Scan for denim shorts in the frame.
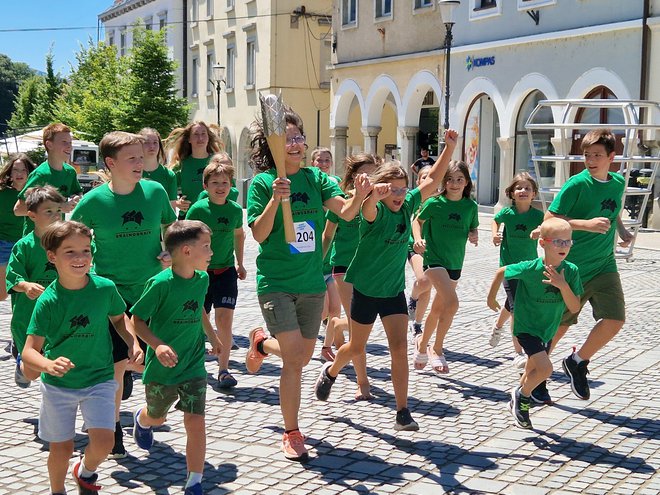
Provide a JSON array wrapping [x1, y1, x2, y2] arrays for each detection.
[[0, 240, 14, 266], [39, 379, 117, 442]]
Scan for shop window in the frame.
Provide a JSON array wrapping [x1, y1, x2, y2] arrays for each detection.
[[515, 90, 554, 188]]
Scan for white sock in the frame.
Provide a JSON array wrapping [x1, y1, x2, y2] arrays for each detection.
[[79, 458, 94, 479], [185, 472, 203, 488], [573, 352, 585, 364]]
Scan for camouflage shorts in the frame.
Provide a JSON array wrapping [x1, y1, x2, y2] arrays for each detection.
[[144, 377, 207, 418]]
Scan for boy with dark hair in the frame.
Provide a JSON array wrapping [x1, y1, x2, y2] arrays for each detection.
[[131, 220, 222, 495], [545, 128, 627, 400], [22, 220, 139, 495]]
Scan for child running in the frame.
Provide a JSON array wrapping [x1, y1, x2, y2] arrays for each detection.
[[412, 160, 478, 373], [186, 156, 246, 388], [244, 107, 371, 461], [6, 186, 65, 388], [489, 172, 545, 373], [315, 129, 458, 431], [321, 152, 380, 399], [487, 217, 582, 429], [22, 220, 139, 495], [131, 220, 222, 495], [0, 153, 35, 301]]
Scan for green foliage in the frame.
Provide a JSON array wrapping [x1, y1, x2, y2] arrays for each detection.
[[31, 49, 64, 125], [8, 75, 45, 130], [25, 146, 47, 165], [0, 53, 35, 132]]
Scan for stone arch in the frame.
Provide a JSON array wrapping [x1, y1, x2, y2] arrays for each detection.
[[505, 73, 561, 138], [364, 74, 402, 127], [454, 77, 506, 137], [566, 68, 632, 101], [401, 70, 443, 127], [331, 79, 365, 128]]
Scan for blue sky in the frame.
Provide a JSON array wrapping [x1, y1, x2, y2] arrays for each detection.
[[0, 0, 112, 75]]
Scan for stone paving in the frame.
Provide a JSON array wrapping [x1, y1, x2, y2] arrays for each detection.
[[0, 214, 658, 494]]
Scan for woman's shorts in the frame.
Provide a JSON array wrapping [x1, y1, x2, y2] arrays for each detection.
[[350, 288, 407, 325]]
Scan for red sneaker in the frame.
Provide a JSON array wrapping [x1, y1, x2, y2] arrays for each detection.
[[281, 430, 309, 461], [72, 459, 102, 494], [246, 327, 268, 374]]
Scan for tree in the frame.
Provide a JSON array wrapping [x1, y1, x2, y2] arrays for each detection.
[[31, 49, 63, 125], [0, 53, 34, 133], [8, 75, 45, 130], [115, 26, 189, 136]]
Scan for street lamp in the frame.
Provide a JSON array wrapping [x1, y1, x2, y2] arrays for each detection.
[[210, 64, 226, 125], [438, 0, 460, 132]]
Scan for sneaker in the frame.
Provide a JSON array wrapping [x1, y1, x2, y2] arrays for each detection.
[[320, 346, 335, 362], [530, 380, 553, 405], [512, 352, 528, 370], [122, 371, 133, 400], [245, 327, 268, 374], [108, 423, 127, 459], [394, 407, 419, 431], [562, 353, 590, 400], [509, 387, 532, 429], [217, 370, 238, 389], [132, 407, 154, 450], [314, 362, 336, 401], [72, 459, 101, 495], [281, 430, 308, 461], [14, 356, 31, 389], [407, 297, 417, 320], [184, 483, 204, 495], [489, 325, 504, 348]]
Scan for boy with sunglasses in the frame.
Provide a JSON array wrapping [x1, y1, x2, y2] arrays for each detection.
[[487, 217, 582, 429]]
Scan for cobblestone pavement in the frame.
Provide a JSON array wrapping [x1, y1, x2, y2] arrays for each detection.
[[0, 214, 658, 494]]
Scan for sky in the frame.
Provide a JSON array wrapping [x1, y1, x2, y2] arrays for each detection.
[[0, 0, 112, 75]]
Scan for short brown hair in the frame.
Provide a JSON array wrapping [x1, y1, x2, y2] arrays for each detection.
[[41, 220, 92, 253], [203, 153, 235, 184], [164, 220, 211, 253], [505, 171, 538, 200], [42, 123, 71, 145], [581, 128, 616, 155], [25, 185, 66, 212], [100, 131, 144, 163]]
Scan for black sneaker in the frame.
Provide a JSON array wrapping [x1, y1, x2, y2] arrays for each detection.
[[108, 422, 126, 459], [314, 362, 336, 401], [407, 297, 417, 320], [562, 354, 590, 400], [509, 387, 532, 429], [394, 407, 419, 431], [122, 371, 133, 400], [73, 459, 101, 495], [530, 381, 553, 405]]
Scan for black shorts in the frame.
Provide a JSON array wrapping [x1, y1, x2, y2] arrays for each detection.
[[424, 264, 462, 281], [350, 288, 407, 325], [516, 333, 551, 357], [503, 278, 518, 313], [110, 299, 134, 363], [204, 267, 238, 312], [332, 265, 348, 276]]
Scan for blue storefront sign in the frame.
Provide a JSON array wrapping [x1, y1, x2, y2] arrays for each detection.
[[466, 55, 496, 71]]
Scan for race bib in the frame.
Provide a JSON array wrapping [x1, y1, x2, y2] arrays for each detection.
[[289, 221, 316, 254]]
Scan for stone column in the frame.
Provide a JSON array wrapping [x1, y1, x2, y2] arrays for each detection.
[[330, 126, 348, 176], [398, 126, 419, 186], [495, 136, 514, 210], [361, 126, 381, 154]]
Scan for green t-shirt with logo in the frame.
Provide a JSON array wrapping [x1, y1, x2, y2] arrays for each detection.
[[176, 156, 210, 203], [26, 274, 125, 389], [418, 195, 479, 270], [130, 268, 209, 385], [345, 188, 422, 298], [142, 164, 178, 200], [548, 169, 625, 283], [494, 206, 544, 266], [72, 180, 176, 303], [505, 257, 583, 343], [18, 161, 83, 234], [6, 232, 59, 353], [0, 188, 22, 242], [326, 208, 360, 268], [186, 198, 243, 269], [247, 167, 342, 295]]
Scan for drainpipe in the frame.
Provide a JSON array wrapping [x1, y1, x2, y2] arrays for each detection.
[[182, 0, 188, 98], [640, 0, 650, 102]]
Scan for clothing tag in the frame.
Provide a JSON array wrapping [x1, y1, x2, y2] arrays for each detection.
[[289, 221, 316, 254]]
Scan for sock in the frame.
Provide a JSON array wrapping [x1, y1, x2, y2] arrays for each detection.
[[185, 472, 203, 488], [573, 352, 585, 364], [79, 458, 95, 479], [115, 421, 122, 434], [409, 297, 417, 304], [325, 367, 336, 381], [256, 339, 267, 355]]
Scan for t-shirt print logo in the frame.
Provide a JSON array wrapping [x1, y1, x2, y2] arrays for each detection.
[[515, 224, 527, 232], [197, 167, 206, 175], [59, 184, 69, 194], [395, 223, 406, 234], [290, 192, 310, 205], [183, 300, 199, 312], [217, 217, 229, 225], [44, 261, 57, 272], [69, 314, 90, 329], [600, 199, 617, 212], [544, 285, 561, 295], [122, 210, 145, 225], [448, 213, 461, 221]]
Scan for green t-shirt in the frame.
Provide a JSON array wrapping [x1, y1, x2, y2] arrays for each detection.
[[6, 232, 59, 353], [26, 274, 125, 389], [176, 156, 210, 203], [326, 208, 360, 268], [247, 167, 342, 295], [186, 198, 243, 269], [142, 164, 178, 201], [72, 180, 176, 303], [0, 188, 22, 242], [548, 169, 625, 283], [345, 188, 422, 298], [494, 206, 544, 266], [18, 161, 83, 234], [505, 257, 583, 343], [418, 195, 479, 270], [130, 268, 209, 385]]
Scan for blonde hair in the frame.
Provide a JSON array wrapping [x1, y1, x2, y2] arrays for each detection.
[[203, 152, 235, 184]]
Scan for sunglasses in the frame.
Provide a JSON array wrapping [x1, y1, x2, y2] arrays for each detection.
[[542, 238, 574, 248]]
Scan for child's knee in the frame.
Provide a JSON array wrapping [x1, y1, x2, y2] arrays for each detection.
[[183, 413, 205, 433], [89, 429, 115, 455], [417, 276, 431, 293]]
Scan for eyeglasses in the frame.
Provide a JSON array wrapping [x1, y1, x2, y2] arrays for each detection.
[[286, 135, 306, 145], [390, 186, 409, 196], [542, 238, 574, 248]]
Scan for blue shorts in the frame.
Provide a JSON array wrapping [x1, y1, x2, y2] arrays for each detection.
[[0, 240, 15, 266], [204, 267, 238, 312]]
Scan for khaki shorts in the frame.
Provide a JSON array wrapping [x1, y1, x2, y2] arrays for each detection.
[[145, 377, 207, 418], [257, 292, 325, 340], [560, 271, 625, 326]]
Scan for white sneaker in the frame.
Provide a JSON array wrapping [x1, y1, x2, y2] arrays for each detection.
[[512, 352, 528, 369], [489, 325, 504, 347]]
